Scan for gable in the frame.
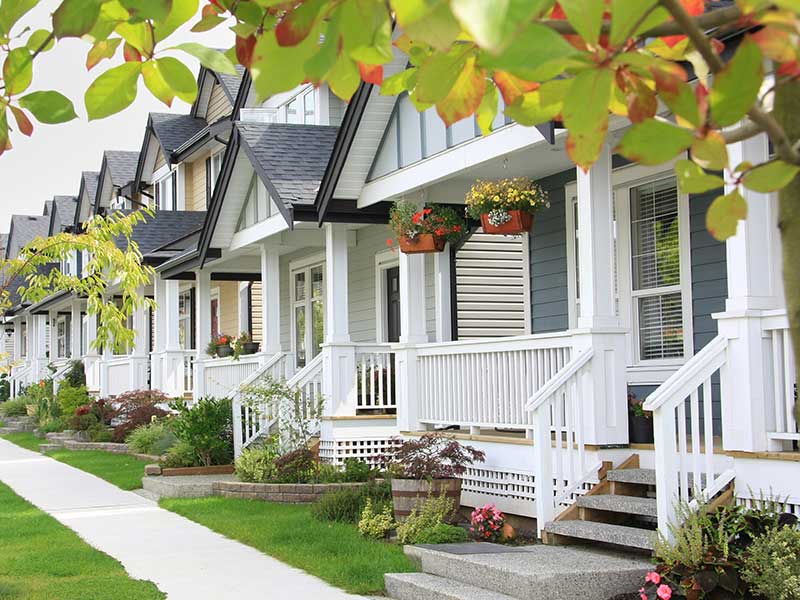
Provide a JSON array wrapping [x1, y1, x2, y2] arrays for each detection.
[[206, 80, 233, 123], [210, 150, 255, 248]]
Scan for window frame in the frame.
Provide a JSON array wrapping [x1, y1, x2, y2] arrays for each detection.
[[289, 253, 326, 370], [55, 315, 70, 359], [154, 168, 177, 211], [374, 248, 400, 343]]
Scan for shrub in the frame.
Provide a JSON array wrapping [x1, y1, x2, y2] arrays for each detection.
[[56, 382, 90, 417], [396, 492, 454, 545], [39, 418, 66, 433], [312, 480, 392, 524], [470, 504, 506, 543], [342, 458, 373, 483], [358, 499, 395, 540], [0, 398, 28, 417], [127, 421, 176, 456], [272, 448, 317, 483], [112, 404, 168, 443], [161, 440, 201, 468], [109, 389, 170, 442], [0, 374, 10, 402], [168, 397, 233, 466], [235, 439, 280, 483], [742, 526, 800, 600], [87, 424, 113, 443], [63, 360, 86, 388], [413, 523, 468, 545], [383, 433, 485, 479]]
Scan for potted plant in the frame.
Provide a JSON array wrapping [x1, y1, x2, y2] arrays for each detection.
[[384, 432, 485, 522], [465, 177, 549, 235], [388, 200, 464, 254], [213, 334, 234, 358], [628, 392, 653, 444], [234, 332, 260, 358]]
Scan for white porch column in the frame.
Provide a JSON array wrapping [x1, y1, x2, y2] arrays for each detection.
[[70, 302, 81, 359], [48, 310, 57, 364], [434, 245, 453, 343], [322, 223, 356, 416], [84, 313, 100, 392], [573, 143, 628, 446], [130, 290, 149, 391], [260, 243, 281, 356], [159, 279, 183, 397], [715, 133, 783, 452], [395, 245, 428, 432], [99, 302, 113, 397], [150, 277, 166, 394], [31, 314, 48, 382], [194, 270, 212, 399]]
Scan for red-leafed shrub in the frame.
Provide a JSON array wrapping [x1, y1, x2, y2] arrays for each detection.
[[106, 389, 171, 443], [112, 404, 168, 442]]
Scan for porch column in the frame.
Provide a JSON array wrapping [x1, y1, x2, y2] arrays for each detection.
[[322, 223, 355, 416], [434, 245, 453, 343], [194, 270, 212, 399], [260, 243, 281, 356], [159, 279, 183, 397], [99, 300, 113, 397], [715, 133, 782, 452], [32, 314, 48, 382], [84, 313, 100, 392], [573, 143, 628, 446], [150, 277, 166, 394], [48, 310, 57, 363], [70, 302, 81, 359], [395, 243, 428, 432], [130, 290, 149, 391]]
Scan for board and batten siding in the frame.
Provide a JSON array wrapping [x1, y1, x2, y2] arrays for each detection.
[[455, 232, 529, 339], [185, 157, 208, 211], [206, 82, 233, 123], [250, 281, 263, 344]]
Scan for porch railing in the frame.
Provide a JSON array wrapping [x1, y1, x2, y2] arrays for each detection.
[[232, 352, 288, 456], [355, 344, 396, 412], [50, 360, 73, 395], [10, 363, 31, 397], [182, 353, 195, 395], [644, 335, 736, 538], [105, 356, 132, 396], [763, 315, 798, 443], [203, 354, 264, 399], [416, 333, 573, 430], [528, 348, 596, 533], [287, 352, 324, 416]]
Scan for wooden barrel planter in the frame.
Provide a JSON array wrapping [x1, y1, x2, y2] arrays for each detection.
[[391, 478, 462, 522], [480, 210, 534, 235], [399, 233, 446, 254]]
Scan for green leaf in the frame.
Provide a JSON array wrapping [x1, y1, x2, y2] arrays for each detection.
[[119, 0, 172, 22], [380, 68, 417, 96], [3, 47, 32, 96], [675, 159, 724, 194], [115, 21, 154, 57], [88, 1, 130, 41], [706, 189, 746, 241], [558, 0, 605, 45], [657, 77, 702, 129], [476, 80, 499, 135], [0, 0, 37, 36], [563, 68, 614, 169], [742, 160, 800, 193], [327, 54, 361, 101], [154, 0, 197, 42], [142, 60, 175, 107], [155, 57, 197, 103], [0, 108, 10, 155], [504, 79, 569, 125], [690, 131, 728, 171], [53, 0, 102, 38], [616, 119, 695, 166], [275, 0, 325, 46], [450, 0, 554, 53], [415, 45, 471, 105], [26, 30, 55, 53], [250, 25, 321, 101], [391, 0, 461, 52], [85, 62, 142, 120], [435, 54, 486, 126], [709, 36, 763, 127], [479, 23, 581, 82], [86, 38, 123, 70], [610, 0, 657, 46], [339, 0, 393, 65], [171, 42, 237, 75], [19, 90, 77, 124]]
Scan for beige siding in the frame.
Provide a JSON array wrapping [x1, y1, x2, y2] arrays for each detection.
[[183, 162, 195, 210], [217, 281, 240, 336], [186, 157, 208, 211], [154, 148, 167, 172], [250, 282, 263, 344], [207, 82, 232, 123]]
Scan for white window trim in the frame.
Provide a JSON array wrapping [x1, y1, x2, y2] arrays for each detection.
[[375, 249, 399, 343], [565, 158, 694, 378], [55, 315, 69, 359], [210, 287, 221, 338], [153, 166, 176, 211], [289, 253, 326, 368]]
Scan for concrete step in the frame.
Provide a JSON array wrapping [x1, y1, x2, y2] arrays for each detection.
[[385, 572, 515, 600], [576, 494, 657, 518], [401, 543, 650, 600], [45, 431, 75, 441], [132, 488, 160, 502], [607, 468, 656, 486], [39, 443, 64, 453], [544, 520, 655, 551]]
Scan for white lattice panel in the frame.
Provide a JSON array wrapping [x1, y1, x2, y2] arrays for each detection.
[[460, 465, 537, 518], [319, 437, 399, 466]]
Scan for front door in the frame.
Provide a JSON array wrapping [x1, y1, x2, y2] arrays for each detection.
[[386, 267, 401, 343], [292, 263, 325, 369]]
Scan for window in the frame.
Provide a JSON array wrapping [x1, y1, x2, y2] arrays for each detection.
[[20, 322, 27, 357], [291, 261, 325, 369], [56, 315, 70, 358], [178, 289, 194, 350], [206, 152, 224, 207], [235, 173, 274, 231], [154, 171, 176, 211]]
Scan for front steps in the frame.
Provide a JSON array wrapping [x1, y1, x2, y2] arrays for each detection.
[[385, 543, 650, 600], [0, 416, 36, 434]]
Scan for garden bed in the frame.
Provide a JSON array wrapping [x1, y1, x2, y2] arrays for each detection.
[[213, 480, 371, 503], [161, 464, 235, 477]]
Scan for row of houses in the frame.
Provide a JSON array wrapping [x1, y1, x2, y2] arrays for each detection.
[[3, 54, 797, 542]]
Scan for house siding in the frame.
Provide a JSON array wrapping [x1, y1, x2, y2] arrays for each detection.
[[154, 148, 167, 172], [216, 281, 240, 337], [206, 82, 232, 123], [186, 156, 208, 211]]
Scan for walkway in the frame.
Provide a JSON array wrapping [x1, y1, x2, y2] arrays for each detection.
[[0, 439, 362, 600]]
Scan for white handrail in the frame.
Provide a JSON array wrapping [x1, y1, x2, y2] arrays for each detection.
[[232, 352, 287, 456], [287, 352, 323, 388], [526, 348, 593, 411]]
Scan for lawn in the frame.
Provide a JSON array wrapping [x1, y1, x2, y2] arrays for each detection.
[[162, 497, 416, 594], [0, 481, 164, 599], [1, 433, 148, 490]]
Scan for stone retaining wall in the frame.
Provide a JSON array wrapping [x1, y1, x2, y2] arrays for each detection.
[[62, 440, 130, 453], [213, 481, 369, 503]]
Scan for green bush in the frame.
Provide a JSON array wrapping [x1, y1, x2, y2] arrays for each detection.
[[235, 439, 280, 483], [312, 480, 392, 524], [39, 418, 66, 433], [127, 421, 177, 456], [342, 459, 373, 483], [0, 374, 10, 402], [0, 398, 28, 417], [742, 526, 800, 600], [169, 397, 233, 466], [272, 448, 318, 483], [56, 382, 90, 417], [358, 499, 395, 540], [396, 493, 454, 545], [63, 360, 86, 388], [87, 424, 113, 442], [413, 523, 468, 545], [161, 440, 201, 468]]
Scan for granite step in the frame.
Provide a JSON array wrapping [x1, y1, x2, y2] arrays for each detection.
[[396, 543, 650, 600], [576, 494, 657, 518], [544, 520, 655, 551], [607, 468, 656, 486], [39, 443, 64, 453], [385, 572, 515, 600]]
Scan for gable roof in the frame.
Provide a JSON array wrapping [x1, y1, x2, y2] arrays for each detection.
[[218, 65, 246, 104], [191, 64, 246, 119], [49, 195, 78, 235], [150, 112, 208, 156], [109, 210, 208, 261], [74, 171, 100, 228], [94, 150, 139, 213], [5, 215, 49, 260]]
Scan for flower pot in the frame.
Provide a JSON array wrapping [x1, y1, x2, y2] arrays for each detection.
[[399, 233, 446, 254], [391, 478, 462, 522], [480, 209, 534, 235], [216, 344, 234, 358], [629, 413, 654, 444], [242, 342, 260, 355]]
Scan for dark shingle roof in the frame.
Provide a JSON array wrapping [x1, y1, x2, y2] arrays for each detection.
[[0, 234, 7, 256], [43, 200, 53, 216], [104, 150, 140, 187], [217, 65, 245, 103], [6, 215, 50, 260], [50, 196, 78, 234], [150, 113, 208, 155], [236, 122, 339, 206], [113, 210, 208, 256], [82, 171, 100, 201]]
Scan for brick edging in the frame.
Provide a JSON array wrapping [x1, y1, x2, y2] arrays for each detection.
[[212, 481, 369, 503]]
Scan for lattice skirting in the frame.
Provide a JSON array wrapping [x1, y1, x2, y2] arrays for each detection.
[[319, 437, 400, 466], [736, 493, 800, 520], [460, 465, 537, 518]]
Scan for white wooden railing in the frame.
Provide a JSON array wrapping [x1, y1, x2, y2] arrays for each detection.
[[105, 356, 132, 396], [286, 352, 324, 416], [203, 354, 264, 399], [355, 344, 396, 412], [50, 360, 73, 395], [417, 333, 573, 430], [10, 363, 31, 397], [644, 336, 736, 538], [232, 352, 288, 456], [182, 353, 195, 395], [528, 348, 596, 533], [763, 316, 798, 444]]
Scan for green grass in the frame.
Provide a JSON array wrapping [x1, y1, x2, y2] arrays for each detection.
[[0, 481, 164, 599], [1, 433, 148, 490], [162, 497, 416, 594]]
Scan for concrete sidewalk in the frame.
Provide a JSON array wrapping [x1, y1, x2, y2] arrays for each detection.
[[0, 439, 362, 600]]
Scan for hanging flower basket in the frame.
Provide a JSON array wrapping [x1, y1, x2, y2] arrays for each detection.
[[466, 177, 549, 236], [388, 200, 464, 255]]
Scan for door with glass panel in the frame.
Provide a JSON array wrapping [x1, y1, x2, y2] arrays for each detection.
[[291, 264, 325, 369]]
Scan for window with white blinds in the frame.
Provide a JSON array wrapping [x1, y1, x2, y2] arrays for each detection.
[[629, 177, 684, 360]]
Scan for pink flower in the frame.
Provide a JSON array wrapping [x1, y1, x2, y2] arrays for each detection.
[[640, 594, 647, 600], [656, 584, 672, 600], [645, 572, 661, 585]]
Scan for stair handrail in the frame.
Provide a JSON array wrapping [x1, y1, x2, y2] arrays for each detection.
[[231, 352, 286, 456], [286, 352, 324, 389], [526, 348, 594, 411]]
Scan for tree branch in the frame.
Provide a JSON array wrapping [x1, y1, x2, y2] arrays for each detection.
[[722, 120, 765, 144], [659, 0, 800, 165]]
